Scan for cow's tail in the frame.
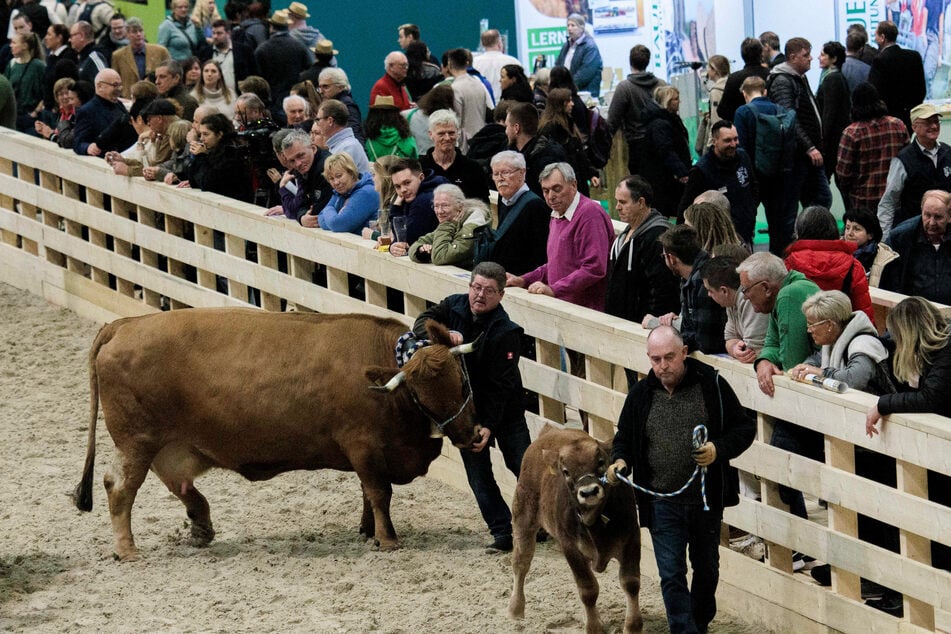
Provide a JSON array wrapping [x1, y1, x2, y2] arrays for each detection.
[[74, 321, 116, 512]]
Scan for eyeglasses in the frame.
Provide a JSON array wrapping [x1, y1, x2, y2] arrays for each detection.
[[491, 168, 522, 180], [806, 319, 831, 330], [469, 283, 500, 297], [738, 279, 767, 296], [97, 81, 123, 88], [388, 62, 409, 69], [314, 115, 331, 122]]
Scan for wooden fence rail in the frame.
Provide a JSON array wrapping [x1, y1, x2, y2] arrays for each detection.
[[1, 130, 948, 633]]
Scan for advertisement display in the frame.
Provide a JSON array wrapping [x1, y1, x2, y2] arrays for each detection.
[[515, 0, 716, 90]]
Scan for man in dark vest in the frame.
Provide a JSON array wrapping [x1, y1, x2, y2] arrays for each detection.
[[878, 103, 951, 237]]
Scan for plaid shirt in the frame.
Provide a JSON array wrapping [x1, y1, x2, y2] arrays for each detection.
[[835, 116, 909, 209]]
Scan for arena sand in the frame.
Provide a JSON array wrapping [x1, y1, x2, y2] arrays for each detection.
[[0, 282, 765, 633]]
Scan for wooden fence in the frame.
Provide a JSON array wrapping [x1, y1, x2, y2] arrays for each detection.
[[1, 130, 948, 633]]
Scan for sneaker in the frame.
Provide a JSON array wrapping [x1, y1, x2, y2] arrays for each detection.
[[729, 534, 765, 561], [485, 534, 513, 553], [792, 552, 816, 572]]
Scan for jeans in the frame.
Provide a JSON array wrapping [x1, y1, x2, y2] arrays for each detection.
[[459, 418, 531, 538], [650, 500, 723, 634]]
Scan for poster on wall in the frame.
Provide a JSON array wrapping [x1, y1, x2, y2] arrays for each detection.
[[514, 0, 716, 97], [837, 0, 951, 99]]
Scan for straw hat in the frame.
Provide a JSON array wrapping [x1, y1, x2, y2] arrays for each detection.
[[268, 9, 289, 26], [314, 39, 338, 56], [369, 95, 398, 110], [286, 2, 310, 19]]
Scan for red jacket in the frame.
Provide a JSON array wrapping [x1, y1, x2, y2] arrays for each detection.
[[784, 239, 875, 321]]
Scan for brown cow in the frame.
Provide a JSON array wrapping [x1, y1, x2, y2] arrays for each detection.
[[508, 425, 643, 634], [74, 308, 480, 561]]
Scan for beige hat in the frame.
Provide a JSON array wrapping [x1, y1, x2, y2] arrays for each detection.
[[268, 9, 289, 26], [370, 95, 398, 110], [286, 2, 310, 19], [910, 102, 942, 122], [314, 39, 338, 56]]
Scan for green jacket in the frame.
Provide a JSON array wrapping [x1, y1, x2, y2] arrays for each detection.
[[365, 126, 418, 161], [409, 206, 488, 268], [756, 270, 820, 370]]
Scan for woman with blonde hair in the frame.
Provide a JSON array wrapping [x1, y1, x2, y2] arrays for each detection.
[[316, 152, 379, 234], [642, 85, 691, 218], [409, 184, 488, 268], [684, 201, 743, 252], [865, 296, 951, 573], [191, 59, 234, 119], [362, 155, 401, 242], [191, 0, 222, 42]]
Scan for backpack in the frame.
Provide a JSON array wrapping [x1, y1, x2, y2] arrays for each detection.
[[78, 1, 113, 39], [586, 107, 612, 169], [751, 106, 797, 177], [471, 193, 534, 266]]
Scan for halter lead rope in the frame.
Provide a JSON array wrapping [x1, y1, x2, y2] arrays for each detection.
[[606, 424, 710, 512]]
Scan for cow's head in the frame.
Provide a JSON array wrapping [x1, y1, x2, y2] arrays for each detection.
[[544, 436, 612, 526], [365, 321, 480, 448]]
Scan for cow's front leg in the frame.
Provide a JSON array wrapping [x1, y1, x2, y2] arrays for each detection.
[[619, 536, 644, 633], [563, 545, 602, 634], [358, 485, 375, 539], [362, 481, 398, 550]]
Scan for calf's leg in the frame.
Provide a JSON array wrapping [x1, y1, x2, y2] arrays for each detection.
[[563, 545, 602, 634], [619, 536, 644, 634], [507, 490, 538, 619]]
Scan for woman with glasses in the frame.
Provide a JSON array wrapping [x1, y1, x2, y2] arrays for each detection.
[[409, 184, 488, 268], [790, 290, 894, 394]]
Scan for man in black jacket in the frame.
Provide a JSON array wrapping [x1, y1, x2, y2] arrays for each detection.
[[607, 326, 754, 634], [767, 37, 832, 214], [717, 37, 769, 123], [869, 20, 926, 133], [504, 102, 566, 198], [413, 261, 531, 553]]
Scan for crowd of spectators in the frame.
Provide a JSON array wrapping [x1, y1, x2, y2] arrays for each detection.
[[0, 6, 948, 622]]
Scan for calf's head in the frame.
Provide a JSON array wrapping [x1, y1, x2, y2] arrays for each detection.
[[545, 437, 612, 526]]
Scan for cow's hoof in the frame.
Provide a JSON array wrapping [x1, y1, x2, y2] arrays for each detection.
[[375, 539, 401, 552], [188, 524, 215, 547], [113, 549, 140, 562]]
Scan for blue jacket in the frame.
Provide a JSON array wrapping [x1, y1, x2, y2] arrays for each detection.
[[317, 172, 379, 234], [389, 170, 448, 245], [555, 35, 603, 97], [72, 95, 131, 156]]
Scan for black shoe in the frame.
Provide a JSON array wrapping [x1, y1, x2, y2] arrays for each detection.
[[810, 564, 831, 586], [861, 579, 886, 600], [485, 535, 513, 553], [866, 591, 903, 617]]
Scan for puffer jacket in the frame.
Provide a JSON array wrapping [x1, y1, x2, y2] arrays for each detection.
[[767, 62, 823, 156], [785, 239, 873, 321]]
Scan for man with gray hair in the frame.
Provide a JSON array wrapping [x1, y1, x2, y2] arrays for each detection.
[[282, 94, 310, 127], [475, 151, 550, 275], [738, 251, 820, 529], [554, 13, 603, 97], [273, 128, 331, 226], [111, 16, 170, 98], [314, 98, 370, 174], [419, 109, 488, 201], [506, 162, 614, 310], [317, 67, 363, 143], [369, 50, 412, 111]]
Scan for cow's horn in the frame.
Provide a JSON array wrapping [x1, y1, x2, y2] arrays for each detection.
[[369, 371, 405, 392], [449, 342, 475, 356]]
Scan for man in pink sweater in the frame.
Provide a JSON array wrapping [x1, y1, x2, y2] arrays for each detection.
[[506, 163, 615, 310]]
